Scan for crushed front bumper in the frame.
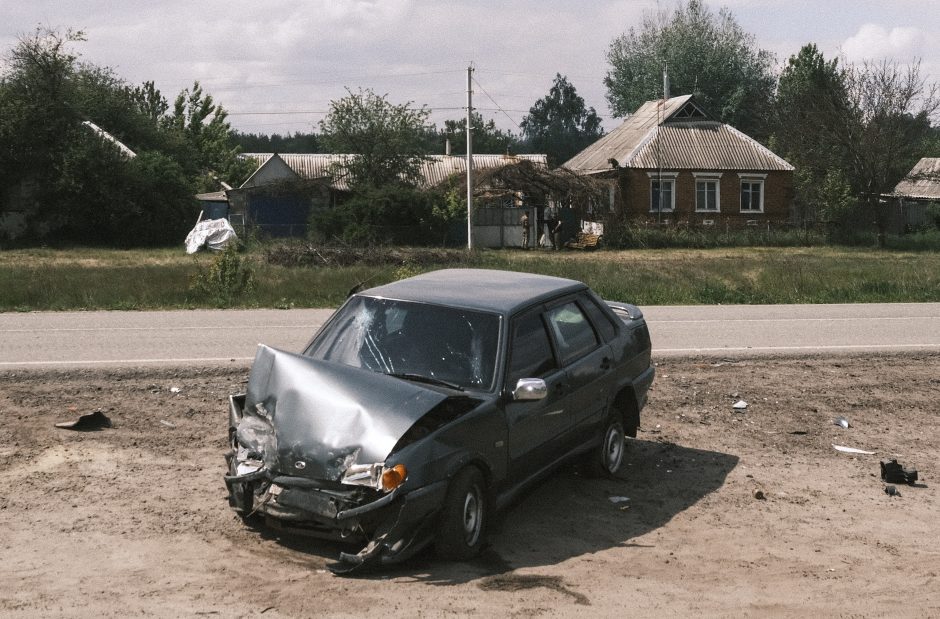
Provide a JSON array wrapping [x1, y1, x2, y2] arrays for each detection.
[[224, 464, 448, 573]]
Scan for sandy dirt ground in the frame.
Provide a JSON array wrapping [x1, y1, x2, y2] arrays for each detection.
[[1, 352, 938, 618]]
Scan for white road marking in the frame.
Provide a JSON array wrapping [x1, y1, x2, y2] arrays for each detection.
[[0, 326, 300, 333], [0, 357, 255, 367], [652, 316, 938, 324], [654, 344, 940, 353]]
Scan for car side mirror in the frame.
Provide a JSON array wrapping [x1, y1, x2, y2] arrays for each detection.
[[512, 378, 547, 401]]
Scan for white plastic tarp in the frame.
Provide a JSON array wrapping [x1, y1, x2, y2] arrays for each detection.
[[185, 218, 237, 254]]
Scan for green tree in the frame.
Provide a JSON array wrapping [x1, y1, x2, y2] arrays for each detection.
[[520, 74, 603, 166], [166, 81, 252, 190], [839, 60, 939, 243], [0, 27, 84, 203], [604, 0, 775, 139], [310, 184, 435, 245], [319, 88, 432, 189], [0, 28, 229, 245], [772, 44, 850, 226], [437, 111, 522, 156], [230, 130, 321, 154]]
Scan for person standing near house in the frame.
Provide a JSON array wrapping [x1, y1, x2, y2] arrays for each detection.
[[552, 217, 563, 250], [544, 205, 557, 250], [520, 210, 530, 249]]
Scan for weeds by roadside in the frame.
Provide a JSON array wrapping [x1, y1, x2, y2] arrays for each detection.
[[1, 244, 939, 311], [188, 245, 255, 307]]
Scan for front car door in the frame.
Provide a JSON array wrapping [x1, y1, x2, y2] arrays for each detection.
[[503, 306, 569, 483]]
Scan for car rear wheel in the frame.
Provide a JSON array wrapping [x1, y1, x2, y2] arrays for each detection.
[[436, 466, 487, 560], [592, 412, 626, 477]]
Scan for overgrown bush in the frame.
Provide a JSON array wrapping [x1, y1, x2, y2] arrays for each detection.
[[604, 220, 825, 249], [263, 242, 473, 268], [309, 184, 440, 245], [188, 244, 255, 306]]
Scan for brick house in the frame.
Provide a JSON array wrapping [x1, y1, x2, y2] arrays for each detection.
[[563, 95, 794, 227]]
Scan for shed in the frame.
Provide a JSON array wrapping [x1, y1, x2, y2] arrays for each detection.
[[886, 158, 940, 231]]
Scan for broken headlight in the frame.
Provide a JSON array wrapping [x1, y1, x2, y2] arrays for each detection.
[[341, 463, 408, 493], [233, 405, 276, 470]]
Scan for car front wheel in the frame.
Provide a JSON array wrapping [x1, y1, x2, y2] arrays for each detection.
[[436, 466, 487, 560]]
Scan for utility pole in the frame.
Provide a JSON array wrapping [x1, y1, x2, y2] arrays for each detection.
[[466, 64, 474, 250]]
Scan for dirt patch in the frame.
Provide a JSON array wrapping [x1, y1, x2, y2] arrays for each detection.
[[1, 353, 938, 617]]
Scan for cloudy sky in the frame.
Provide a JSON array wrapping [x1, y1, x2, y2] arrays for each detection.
[[3, 1, 938, 138]]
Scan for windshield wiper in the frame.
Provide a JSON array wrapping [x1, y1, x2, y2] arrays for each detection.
[[387, 372, 464, 392]]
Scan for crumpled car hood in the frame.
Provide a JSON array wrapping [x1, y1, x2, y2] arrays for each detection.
[[243, 345, 449, 480]]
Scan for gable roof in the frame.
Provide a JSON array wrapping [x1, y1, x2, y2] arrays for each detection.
[[239, 153, 548, 191], [563, 94, 792, 174], [892, 158, 940, 200]]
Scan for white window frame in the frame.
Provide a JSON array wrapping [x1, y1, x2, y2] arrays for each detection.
[[694, 172, 722, 213], [739, 173, 767, 214], [647, 171, 677, 213]]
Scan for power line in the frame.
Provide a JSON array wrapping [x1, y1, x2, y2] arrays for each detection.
[[471, 76, 522, 128]]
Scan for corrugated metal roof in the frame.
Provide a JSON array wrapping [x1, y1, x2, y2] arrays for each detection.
[[562, 94, 792, 173], [892, 158, 940, 200], [630, 123, 793, 170], [239, 153, 547, 191]]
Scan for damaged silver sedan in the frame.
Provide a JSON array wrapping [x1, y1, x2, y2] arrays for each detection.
[[225, 269, 654, 572]]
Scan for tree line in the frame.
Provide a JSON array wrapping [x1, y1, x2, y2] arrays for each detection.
[[2, 1, 938, 248]]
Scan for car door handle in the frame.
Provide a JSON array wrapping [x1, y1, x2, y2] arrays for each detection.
[[600, 357, 612, 370]]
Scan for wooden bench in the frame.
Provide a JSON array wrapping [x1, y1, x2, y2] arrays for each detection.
[[565, 232, 601, 250]]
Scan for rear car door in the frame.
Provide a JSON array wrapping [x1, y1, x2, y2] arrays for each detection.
[[544, 297, 613, 447]]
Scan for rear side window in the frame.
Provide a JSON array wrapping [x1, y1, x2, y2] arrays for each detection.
[[507, 311, 557, 385], [546, 301, 599, 364], [581, 296, 617, 342]]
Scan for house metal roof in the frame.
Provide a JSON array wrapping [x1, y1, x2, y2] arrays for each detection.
[[240, 153, 548, 191], [892, 158, 940, 200], [562, 94, 792, 174]]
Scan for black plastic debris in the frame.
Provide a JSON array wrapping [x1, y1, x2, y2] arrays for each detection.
[[54, 410, 112, 431], [884, 485, 901, 497], [881, 459, 918, 485]]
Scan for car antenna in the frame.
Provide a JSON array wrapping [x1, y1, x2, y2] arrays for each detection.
[[346, 270, 385, 298]]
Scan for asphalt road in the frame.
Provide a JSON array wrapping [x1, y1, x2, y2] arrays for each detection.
[[1, 303, 939, 369]]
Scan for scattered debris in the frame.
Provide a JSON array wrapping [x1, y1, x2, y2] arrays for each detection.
[[881, 459, 918, 484], [834, 417, 850, 429], [753, 489, 766, 500], [54, 410, 112, 431], [789, 430, 808, 435], [732, 400, 748, 410], [170, 387, 181, 394], [884, 485, 901, 497], [159, 420, 176, 428], [832, 444, 875, 455], [608, 496, 630, 504]]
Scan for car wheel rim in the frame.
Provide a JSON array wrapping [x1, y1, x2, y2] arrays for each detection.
[[462, 485, 483, 546], [604, 424, 624, 473]]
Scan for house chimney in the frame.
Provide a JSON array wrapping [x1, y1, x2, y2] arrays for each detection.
[[445, 138, 451, 156]]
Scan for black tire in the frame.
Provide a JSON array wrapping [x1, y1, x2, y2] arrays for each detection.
[[592, 412, 626, 477], [436, 467, 487, 560]]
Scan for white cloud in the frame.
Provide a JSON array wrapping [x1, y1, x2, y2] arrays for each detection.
[[842, 24, 925, 61]]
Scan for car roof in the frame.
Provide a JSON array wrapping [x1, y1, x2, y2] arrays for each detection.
[[360, 268, 587, 315]]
